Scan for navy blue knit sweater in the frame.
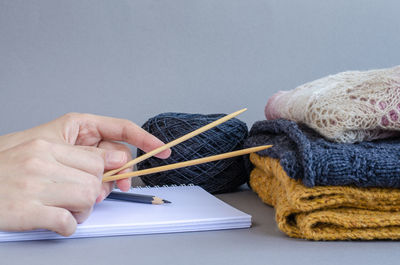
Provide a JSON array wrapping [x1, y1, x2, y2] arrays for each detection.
[[244, 119, 400, 188]]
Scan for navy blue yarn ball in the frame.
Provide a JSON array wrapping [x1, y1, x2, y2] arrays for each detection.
[[136, 112, 249, 194]]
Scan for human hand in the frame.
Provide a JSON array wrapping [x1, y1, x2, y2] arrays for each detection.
[[0, 113, 171, 236]]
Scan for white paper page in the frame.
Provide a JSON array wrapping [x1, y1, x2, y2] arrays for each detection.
[[0, 186, 251, 242]]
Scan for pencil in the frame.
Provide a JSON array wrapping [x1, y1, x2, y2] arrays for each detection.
[[106, 191, 171, 205]]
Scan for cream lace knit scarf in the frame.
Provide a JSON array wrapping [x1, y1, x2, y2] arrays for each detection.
[[265, 65, 400, 143]]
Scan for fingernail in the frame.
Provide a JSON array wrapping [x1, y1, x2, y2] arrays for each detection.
[[106, 151, 126, 164], [157, 149, 172, 159]]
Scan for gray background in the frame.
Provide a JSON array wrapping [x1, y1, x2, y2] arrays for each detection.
[[1, 0, 400, 133], [1, 0, 400, 264]]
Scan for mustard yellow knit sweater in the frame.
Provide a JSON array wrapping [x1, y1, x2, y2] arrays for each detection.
[[250, 153, 400, 240]]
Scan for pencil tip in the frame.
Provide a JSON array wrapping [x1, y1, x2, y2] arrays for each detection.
[[163, 200, 171, 204]]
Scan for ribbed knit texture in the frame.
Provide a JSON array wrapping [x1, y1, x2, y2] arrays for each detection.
[[244, 119, 400, 188], [250, 154, 400, 240]]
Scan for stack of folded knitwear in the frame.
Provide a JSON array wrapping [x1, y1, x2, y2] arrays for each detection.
[[245, 65, 400, 240]]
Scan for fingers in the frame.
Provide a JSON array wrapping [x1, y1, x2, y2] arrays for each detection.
[[50, 144, 104, 178], [36, 167, 99, 230], [71, 205, 94, 225], [97, 141, 133, 201], [51, 143, 128, 177], [37, 205, 77, 236], [0, 138, 124, 236], [39, 165, 101, 209], [0, 112, 175, 236], [12, 140, 106, 231], [0, 202, 78, 237], [40, 140, 132, 204], [68, 113, 171, 159], [95, 141, 132, 171]]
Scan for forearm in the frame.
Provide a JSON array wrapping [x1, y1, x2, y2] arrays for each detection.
[[0, 120, 59, 152]]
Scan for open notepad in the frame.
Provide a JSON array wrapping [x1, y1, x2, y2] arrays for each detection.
[[0, 185, 251, 242]]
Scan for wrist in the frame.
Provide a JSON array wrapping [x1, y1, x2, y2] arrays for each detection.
[[0, 129, 33, 152]]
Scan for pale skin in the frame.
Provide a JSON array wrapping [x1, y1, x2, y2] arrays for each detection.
[[0, 113, 171, 236]]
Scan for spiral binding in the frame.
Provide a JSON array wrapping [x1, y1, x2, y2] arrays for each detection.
[[133, 183, 195, 189]]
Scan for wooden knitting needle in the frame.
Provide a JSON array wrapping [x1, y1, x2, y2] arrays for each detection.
[[103, 108, 247, 177], [103, 145, 272, 182]]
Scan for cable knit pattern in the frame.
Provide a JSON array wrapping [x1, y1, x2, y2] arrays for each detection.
[[250, 154, 400, 240], [265, 65, 400, 143], [244, 119, 400, 188]]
